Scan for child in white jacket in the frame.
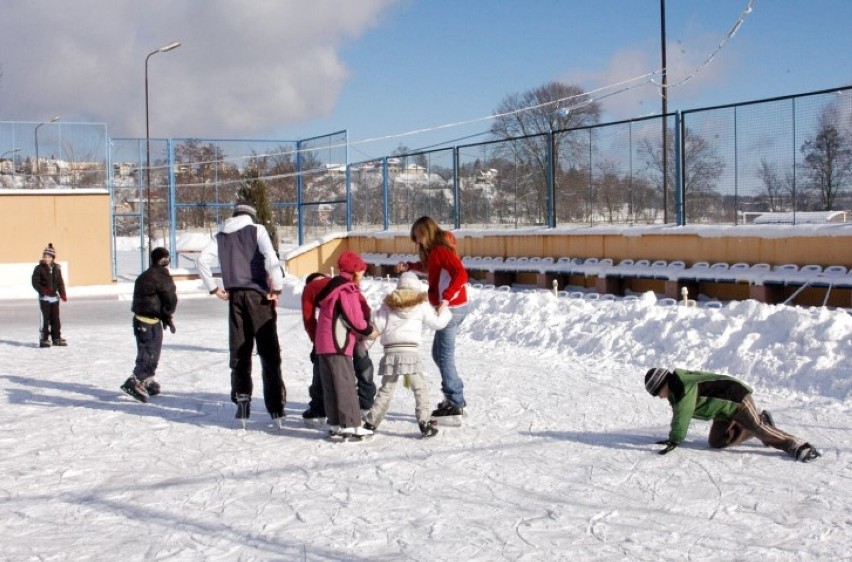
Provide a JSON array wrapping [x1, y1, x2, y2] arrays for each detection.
[[364, 272, 451, 438]]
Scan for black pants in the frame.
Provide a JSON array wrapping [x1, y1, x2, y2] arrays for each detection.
[[133, 317, 163, 382], [39, 300, 61, 341], [228, 289, 286, 417], [309, 343, 376, 414]]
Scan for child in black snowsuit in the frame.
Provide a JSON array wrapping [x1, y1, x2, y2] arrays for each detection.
[[31, 243, 67, 347], [121, 247, 178, 402]]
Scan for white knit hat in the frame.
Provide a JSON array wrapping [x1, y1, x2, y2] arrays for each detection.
[[397, 272, 421, 291]]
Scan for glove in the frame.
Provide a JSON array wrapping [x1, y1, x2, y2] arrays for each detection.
[[61, 295, 67, 302], [656, 439, 678, 455], [309, 349, 317, 364], [162, 317, 176, 334]]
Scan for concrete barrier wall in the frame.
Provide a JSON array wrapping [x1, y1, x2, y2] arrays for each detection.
[[0, 190, 112, 286]]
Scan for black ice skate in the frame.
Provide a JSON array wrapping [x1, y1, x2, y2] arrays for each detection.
[[795, 443, 821, 463], [235, 394, 251, 429], [144, 379, 161, 396], [120, 377, 149, 403], [419, 420, 439, 438], [431, 400, 464, 426], [52, 338, 67, 346]]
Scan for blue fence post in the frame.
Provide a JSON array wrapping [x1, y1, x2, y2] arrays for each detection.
[[296, 140, 303, 245], [547, 131, 555, 228], [791, 98, 797, 225], [167, 138, 177, 265], [675, 111, 684, 226], [137, 140, 146, 271], [452, 147, 460, 229], [107, 136, 116, 280], [345, 131, 351, 232], [382, 157, 390, 231]]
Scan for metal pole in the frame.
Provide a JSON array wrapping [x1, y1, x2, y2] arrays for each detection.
[[34, 115, 60, 186], [144, 41, 181, 259], [660, 0, 669, 223]]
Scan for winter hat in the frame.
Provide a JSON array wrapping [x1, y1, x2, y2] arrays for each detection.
[[397, 272, 421, 291], [42, 243, 56, 258], [645, 367, 670, 396], [151, 247, 170, 267], [233, 201, 257, 220], [337, 251, 367, 275]]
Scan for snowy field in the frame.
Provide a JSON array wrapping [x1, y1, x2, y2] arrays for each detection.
[[0, 277, 850, 561]]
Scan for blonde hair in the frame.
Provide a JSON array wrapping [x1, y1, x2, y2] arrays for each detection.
[[410, 216, 456, 263]]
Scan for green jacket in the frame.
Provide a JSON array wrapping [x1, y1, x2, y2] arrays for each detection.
[[666, 368, 752, 443]]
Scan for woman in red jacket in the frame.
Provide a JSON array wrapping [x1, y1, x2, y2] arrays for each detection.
[[396, 216, 469, 418]]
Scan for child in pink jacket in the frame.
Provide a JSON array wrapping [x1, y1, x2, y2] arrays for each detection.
[[314, 251, 376, 438]]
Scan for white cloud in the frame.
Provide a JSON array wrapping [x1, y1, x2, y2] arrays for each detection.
[[565, 32, 739, 120], [0, 0, 396, 137]]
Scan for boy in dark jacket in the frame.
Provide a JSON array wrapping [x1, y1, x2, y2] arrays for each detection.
[[645, 367, 821, 462], [121, 247, 178, 402], [31, 243, 67, 347]]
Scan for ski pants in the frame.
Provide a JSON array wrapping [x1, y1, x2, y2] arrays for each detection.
[[365, 353, 432, 429], [39, 299, 61, 341], [308, 343, 376, 414], [227, 289, 286, 418], [132, 317, 163, 382], [317, 353, 361, 429], [708, 394, 805, 456]]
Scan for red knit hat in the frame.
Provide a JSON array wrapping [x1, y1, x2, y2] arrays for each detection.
[[337, 251, 367, 274]]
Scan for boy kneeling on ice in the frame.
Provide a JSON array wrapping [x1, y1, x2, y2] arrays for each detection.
[[644, 367, 821, 462]]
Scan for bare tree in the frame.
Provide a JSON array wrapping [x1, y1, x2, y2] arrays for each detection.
[[800, 105, 852, 211], [756, 158, 791, 212], [490, 82, 601, 225], [639, 127, 724, 223]]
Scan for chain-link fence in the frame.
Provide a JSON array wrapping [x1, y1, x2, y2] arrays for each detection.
[[4, 86, 849, 277], [0, 121, 108, 190]]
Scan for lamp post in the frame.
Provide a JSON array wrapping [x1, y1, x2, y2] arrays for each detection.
[[660, 0, 669, 223], [34, 115, 61, 186], [145, 41, 181, 253]]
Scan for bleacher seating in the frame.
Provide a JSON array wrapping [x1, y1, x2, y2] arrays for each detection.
[[366, 249, 849, 307]]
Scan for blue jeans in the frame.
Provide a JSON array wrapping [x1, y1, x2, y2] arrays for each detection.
[[432, 304, 468, 407]]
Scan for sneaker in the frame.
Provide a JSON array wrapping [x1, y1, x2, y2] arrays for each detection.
[[39, 339, 51, 348], [52, 338, 67, 346], [235, 393, 251, 420], [302, 407, 325, 420], [760, 410, 775, 427], [144, 379, 161, 396], [120, 377, 148, 403], [795, 443, 822, 463], [419, 420, 439, 438], [431, 402, 464, 417]]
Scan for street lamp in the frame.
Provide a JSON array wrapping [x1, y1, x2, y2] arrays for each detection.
[[145, 40, 181, 252], [34, 115, 61, 186]]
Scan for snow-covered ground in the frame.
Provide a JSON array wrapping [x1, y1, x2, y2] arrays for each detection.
[[0, 277, 849, 560]]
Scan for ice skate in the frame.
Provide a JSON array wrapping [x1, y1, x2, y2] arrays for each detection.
[[120, 377, 148, 403], [794, 443, 821, 463], [235, 394, 251, 429], [39, 338, 51, 348], [52, 338, 67, 347], [302, 406, 325, 426], [431, 400, 464, 426], [419, 420, 439, 438], [144, 378, 161, 396]]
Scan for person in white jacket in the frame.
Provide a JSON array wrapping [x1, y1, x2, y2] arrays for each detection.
[[364, 272, 451, 438]]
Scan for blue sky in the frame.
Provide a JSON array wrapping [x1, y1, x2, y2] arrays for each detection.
[[1, 0, 850, 160]]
